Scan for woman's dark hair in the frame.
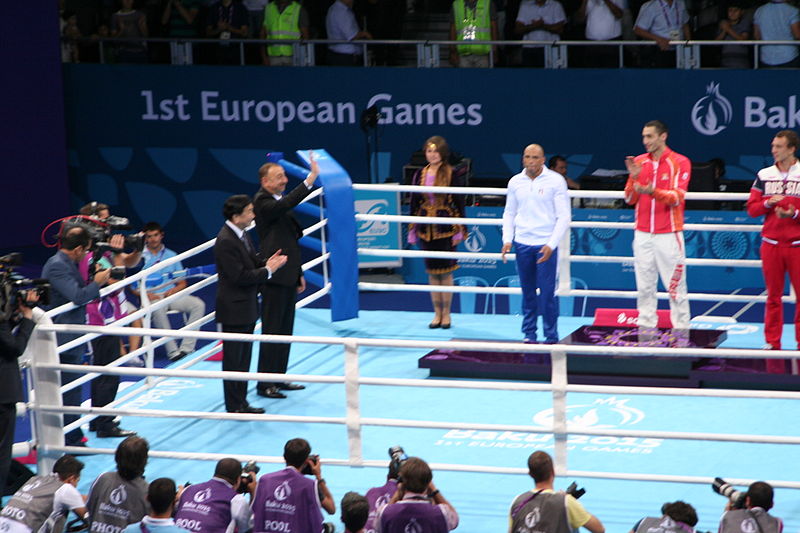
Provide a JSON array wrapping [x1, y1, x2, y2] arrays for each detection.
[[424, 136, 453, 187]]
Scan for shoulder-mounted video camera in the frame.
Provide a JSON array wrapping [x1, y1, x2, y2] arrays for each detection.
[[0, 253, 50, 322], [59, 215, 144, 255]]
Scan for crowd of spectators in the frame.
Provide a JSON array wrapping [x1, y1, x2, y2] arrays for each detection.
[[0, 442, 785, 533], [59, 0, 800, 67]]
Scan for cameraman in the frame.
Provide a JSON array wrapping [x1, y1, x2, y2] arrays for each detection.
[[252, 438, 335, 533], [719, 482, 783, 533], [364, 457, 400, 532], [78, 232, 140, 438], [42, 226, 111, 448], [509, 451, 604, 533], [174, 458, 255, 533], [0, 289, 37, 492], [374, 457, 459, 533], [630, 501, 698, 533]]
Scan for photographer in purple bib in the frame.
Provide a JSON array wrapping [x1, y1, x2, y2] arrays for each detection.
[[509, 451, 604, 533], [374, 457, 459, 533], [364, 446, 407, 532], [716, 479, 783, 533], [174, 458, 256, 533], [630, 501, 698, 533], [252, 438, 335, 533]]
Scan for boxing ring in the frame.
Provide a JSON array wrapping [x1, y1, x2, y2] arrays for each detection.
[[11, 153, 800, 533]]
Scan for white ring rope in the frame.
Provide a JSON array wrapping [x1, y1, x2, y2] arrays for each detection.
[[356, 214, 763, 233], [351, 183, 751, 202], [23, 182, 800, 499], [38, 324, 800, 360]]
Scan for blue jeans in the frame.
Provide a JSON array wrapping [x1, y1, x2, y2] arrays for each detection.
[[514, 242, 559, 342]]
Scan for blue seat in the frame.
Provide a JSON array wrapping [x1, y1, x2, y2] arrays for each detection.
[[454, 276, 490, 314], [492, 275, 522, 315]]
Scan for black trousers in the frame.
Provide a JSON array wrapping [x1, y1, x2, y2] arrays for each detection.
[[257, 284, 296, 391], [222, 323, 255, 412], [90, 335, 121, 431], [0, 402, 15, 493], [60, 349, 85, 445]]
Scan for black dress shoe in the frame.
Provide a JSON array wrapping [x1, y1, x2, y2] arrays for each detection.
[[277, 382, 306, 391], [229, 406, 265, 414], [257, 387, 287, 399], [96, 427, 137, 438]]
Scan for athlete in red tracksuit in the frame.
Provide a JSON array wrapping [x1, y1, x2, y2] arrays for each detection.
[[624, 120, 692, 329], [747, 129, 800, 372]]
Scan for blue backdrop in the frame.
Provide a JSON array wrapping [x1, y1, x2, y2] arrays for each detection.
[[63, 65, 792, 251]]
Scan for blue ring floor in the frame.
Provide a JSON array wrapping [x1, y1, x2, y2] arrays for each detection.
[[11, 309, 800, 533]]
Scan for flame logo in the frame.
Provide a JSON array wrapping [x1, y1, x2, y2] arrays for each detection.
[[356, 199, 390, 235], [464, 225, 487, 252], [525, 508, 541, 527], [691, 83, 733, 136], [404, 518, 423, 533], [22, 480, 41, 492], [273, 481, 292, 501], [110, 485, 128, 505], [532, 397, 645, 429], [194, 488, 212, 503]]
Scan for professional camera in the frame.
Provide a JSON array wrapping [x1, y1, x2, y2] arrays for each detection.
[[300, 455, 320, 476], [60, 214, 145, 255], [565, 482, 586, 500], [0, 253, 50, 322], [388, 446, 408, 479], [238, 460, 260, 493], [712, 477, 746, 509]]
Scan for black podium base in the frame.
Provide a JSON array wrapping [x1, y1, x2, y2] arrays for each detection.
[[418, 326, 800, 390]]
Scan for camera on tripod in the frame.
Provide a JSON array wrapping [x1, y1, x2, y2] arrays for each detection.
[[712, 477, 746, 509], [0, 253, 50, 322], [238, 460, 260, 493]]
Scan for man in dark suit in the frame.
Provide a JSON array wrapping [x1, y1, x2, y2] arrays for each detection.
[[214, 195, 287, 414], [254, 156, 320, 399], [42, 227, 111, 447], [0, 290, 37, 493]]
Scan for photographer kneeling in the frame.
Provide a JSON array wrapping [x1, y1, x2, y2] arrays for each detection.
[[719, 482, 783, 533], [374, 457, 459, 533], [509, 451, 604, 533], [174, 458, 255, 533], [630, 501, 698, 533]]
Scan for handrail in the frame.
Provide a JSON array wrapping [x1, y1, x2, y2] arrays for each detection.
[[70, 36, 799, 69]]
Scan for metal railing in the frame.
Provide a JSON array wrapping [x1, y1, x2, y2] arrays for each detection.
[[69, 36, 800, 69]]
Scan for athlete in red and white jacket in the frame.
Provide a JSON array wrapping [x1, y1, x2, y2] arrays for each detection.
[[747, 129, 800, 367], [624, 120, 692, 329]]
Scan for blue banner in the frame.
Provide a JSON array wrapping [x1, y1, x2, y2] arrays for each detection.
[[64, 65, 789, 249]]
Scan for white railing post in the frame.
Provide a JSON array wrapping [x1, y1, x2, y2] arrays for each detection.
[[28, 312, 66, 474], [550, 347, 568, 476], [343, 340, 363, 466], [140, 277, 156, 383]]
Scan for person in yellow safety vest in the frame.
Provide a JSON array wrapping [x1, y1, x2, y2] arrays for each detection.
[[449, 0, 498, 67], [260, 0, 310, 66]]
